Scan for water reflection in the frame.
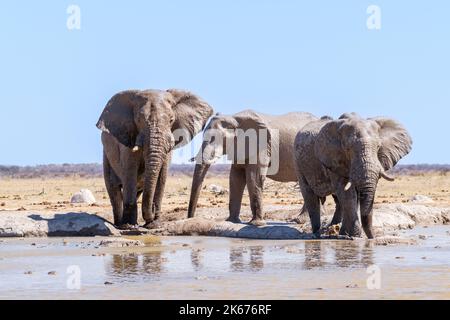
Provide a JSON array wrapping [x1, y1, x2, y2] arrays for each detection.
[[104, 240, 375, 280], [106, 252, 164, 280], [249, 246, 264, 271], [190, 248, 203, 271], [303, 241, 325, 270], [331, 241, 374, 268], [229, 246, 264, 272]]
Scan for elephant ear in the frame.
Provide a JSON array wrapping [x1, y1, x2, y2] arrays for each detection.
[[315, 119, 349, 177], [234, 110, 269, 131], [372, 117, 413, 171], [167, 89, 214, 149], [96, 91, 147, 148]]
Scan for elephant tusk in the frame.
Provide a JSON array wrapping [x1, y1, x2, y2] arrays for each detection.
[[380, 171, 395, 182], [344, 181, 352, 191], [132, 146, 140, 152]]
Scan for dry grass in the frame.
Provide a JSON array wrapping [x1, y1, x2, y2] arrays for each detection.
[[0, 172, 448, 223]]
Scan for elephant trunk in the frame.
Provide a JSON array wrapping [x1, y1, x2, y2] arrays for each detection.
[[188, 163, 211, 218], [187, 138, 221, 218], [142, 122, 166, 224], [351, 154, 379, 239], [358, 181, 377, 238]]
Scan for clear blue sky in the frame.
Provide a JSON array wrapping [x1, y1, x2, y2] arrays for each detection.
[[0, 1, 448, 165]]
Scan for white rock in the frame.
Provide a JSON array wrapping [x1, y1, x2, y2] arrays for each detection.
[[0, 211, 119, 237], [208, 184, 228, 195], [71, 189, 96, 205], [409, 195, 434, 204]]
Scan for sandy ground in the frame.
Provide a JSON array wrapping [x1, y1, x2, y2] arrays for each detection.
[[0, 172, 449, 225], [1, 172, 449, 299]]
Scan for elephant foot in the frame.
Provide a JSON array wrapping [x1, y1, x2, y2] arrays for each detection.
[[339, 223, 362, 238], [116, 223, 139, 230], [226, 216, 242, 224], [248, 218, 266, 227], [143, 219, 162, 229]]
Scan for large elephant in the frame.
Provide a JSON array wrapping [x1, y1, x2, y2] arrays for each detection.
[[97, 89, 213, 229], [294, 113, 412, 238], [188, 110, 318, 226]]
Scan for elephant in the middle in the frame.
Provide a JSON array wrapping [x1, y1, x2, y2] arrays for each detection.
[[188, 110, 318, 226]]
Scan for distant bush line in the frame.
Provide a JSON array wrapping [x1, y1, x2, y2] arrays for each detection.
[[0, 163, 230, 179], [0, 163, 448, 179]]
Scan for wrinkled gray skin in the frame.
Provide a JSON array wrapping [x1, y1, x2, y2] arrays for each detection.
[[188, 110, 318, 226], [294, 113, 412, 238], [97, 89, 213, 229]]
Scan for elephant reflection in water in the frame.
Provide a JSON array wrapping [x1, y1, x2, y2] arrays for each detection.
[[303, 241, 326, 270], [106, 252, 164, 278], [190, 248, 203, 272], [229, 246, 264, 272], [302, 241, 374, 270], [333, 241, 374, 268]]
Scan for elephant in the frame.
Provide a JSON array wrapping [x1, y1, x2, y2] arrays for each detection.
[[96, 89, 213, 229], [294, 113, 412, 238], [188, 110, 319, 226]]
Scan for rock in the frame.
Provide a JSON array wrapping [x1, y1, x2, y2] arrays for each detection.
[[149, 203, 450, 240], [165, 218, 318, 240], [409, 195, 434, 204], [70, 189, 96, 205], [370, 236, 417, 246], [98, 238, 144, 248], [208, 184, 228, 195], [372, 204, 449, 231], [0, 211, 119, 237]]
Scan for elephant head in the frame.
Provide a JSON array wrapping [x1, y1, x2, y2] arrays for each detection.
[[315, 113, 412, 237], [188, 110, 271, 218], [97, 89, 213, 223]]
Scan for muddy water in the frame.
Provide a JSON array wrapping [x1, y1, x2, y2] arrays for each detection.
[[0, 226, 449, 299]]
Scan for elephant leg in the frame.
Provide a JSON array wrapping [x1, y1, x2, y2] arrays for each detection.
[[246, 165, 267, 226], [330, 194, 343, 225], [299, 176, 321, 234], [227, 165, 246, 223], [121, 161, 139, 228], [336, 182, 361, 237], [103, 152, 123, 226]]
